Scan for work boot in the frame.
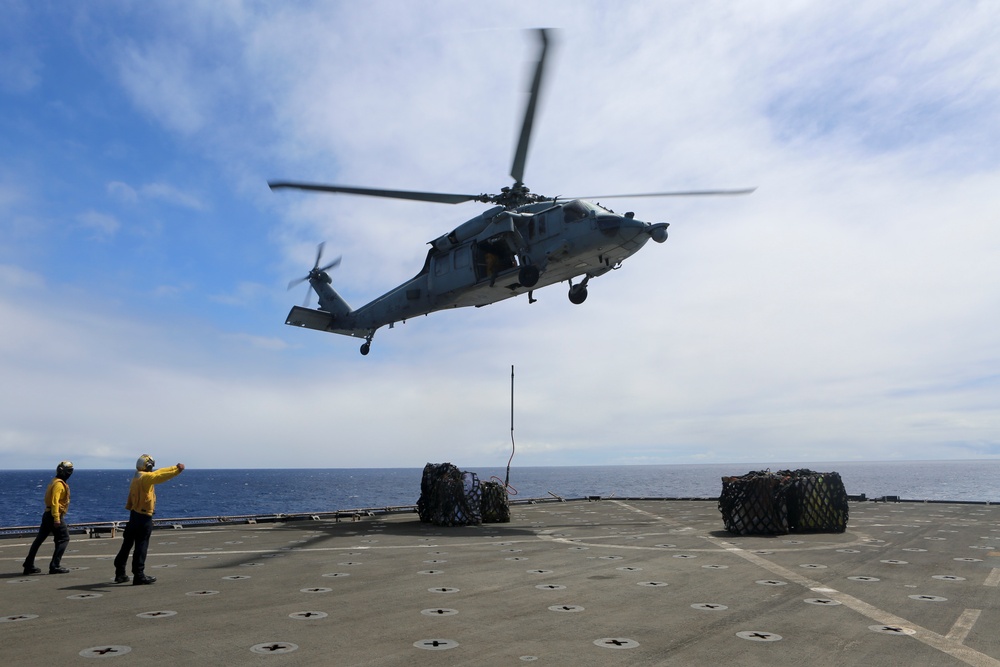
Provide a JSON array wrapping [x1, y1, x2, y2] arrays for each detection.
[[132, 574, 157, 585], [23, 566, 41, 575], [114, 572, 130, 584], [49, 566, 70, 574]]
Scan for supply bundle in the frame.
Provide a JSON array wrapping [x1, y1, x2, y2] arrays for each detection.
[[479, 480, 511, 523], [417, 463, 482, 527], [719, 469, 849, 535]]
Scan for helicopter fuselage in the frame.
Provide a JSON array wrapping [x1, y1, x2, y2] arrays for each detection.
[[285, 198, 667, 352]]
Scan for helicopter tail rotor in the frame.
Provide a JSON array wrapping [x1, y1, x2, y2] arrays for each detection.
[[288, 242, 342, 307]]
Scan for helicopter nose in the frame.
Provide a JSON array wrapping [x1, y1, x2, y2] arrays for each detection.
[[617, 214, 648, 241], [648, 222, 669, 243], [597, 213, 653, 246]]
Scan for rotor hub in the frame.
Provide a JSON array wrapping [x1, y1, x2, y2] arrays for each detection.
[[484, 183, 547, 210], [309, 268, 333, 284]]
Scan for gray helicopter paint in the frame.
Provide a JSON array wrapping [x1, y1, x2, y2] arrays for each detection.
[[285, 200, 664, 342]]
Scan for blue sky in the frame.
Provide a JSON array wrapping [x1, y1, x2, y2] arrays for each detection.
[[2, 1, 999, 469]]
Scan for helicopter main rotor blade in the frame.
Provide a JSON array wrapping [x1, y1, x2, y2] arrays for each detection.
[[318, 256, 342, 273], [269, 181, 482, 205], [510, 28, 551, 186], [568, 188, 757, 200]]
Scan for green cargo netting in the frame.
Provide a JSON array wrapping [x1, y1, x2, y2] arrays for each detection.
[[719, 471, 788, 535], [417, 462, 482, 527], [779, 469, 849, 533], [480, 481, 511, 523], [719, 469, 848, 535]]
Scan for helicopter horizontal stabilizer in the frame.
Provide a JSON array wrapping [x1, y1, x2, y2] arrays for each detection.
[[286, 305, 334, 331], [285, 306, 364, 338]]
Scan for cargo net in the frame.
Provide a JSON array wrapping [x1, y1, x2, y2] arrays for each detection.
[[719, 471, 788, 535], [719, 469, 849, 535], [417, 463, 482, 527], [480, 480, 511, 523]]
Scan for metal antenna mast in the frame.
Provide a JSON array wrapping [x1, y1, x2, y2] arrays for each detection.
[[506, 365, 515, 487]]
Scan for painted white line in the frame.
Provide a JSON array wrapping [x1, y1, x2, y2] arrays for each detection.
[[706, 537, 1000, 667], [947, 609, 982, 644]]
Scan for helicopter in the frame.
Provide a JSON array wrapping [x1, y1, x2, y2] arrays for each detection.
[[271, 29, 753, 355]]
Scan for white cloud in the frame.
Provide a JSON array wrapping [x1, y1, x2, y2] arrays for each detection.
[[210, 281, 271, 307], [0, 50, 40, 94], [115, 40, 209, 136], [140, 182, 207, 211], [0, 264, 44, 290], [223, 332, 289, 351], [0, 0, 41, 94], [107, 181, 138, 203], [77, 210, 121, 238], [107, 180, 206, 211]]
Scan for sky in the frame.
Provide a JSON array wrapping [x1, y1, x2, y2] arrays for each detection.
[[2, 1, 999, 470]]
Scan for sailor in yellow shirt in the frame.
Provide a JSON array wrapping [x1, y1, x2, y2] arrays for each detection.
[[113, 454, 185, 585], [23, 461, 74, 575]]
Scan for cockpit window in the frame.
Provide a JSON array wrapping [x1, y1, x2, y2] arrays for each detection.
[[563, 200, 589, 223]]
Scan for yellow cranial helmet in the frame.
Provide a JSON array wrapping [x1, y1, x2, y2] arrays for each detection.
[[136, 454, 155, 472]]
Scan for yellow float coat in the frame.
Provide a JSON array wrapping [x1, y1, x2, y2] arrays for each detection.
[[44, 478, 70, 523], [125, 466, 182, 516]]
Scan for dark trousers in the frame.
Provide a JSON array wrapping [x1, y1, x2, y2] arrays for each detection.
[[23, 511, 70, 570], [114, 511, 153, 576]]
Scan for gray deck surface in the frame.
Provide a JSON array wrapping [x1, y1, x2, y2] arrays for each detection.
[[2, 499, 999, 666]]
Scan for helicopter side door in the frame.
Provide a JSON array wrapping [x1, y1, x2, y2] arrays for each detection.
[[473, 235, 519, 285], [526, 203, 573, 267], [528, 206, 563, 242], [429, 244, 477, 297]]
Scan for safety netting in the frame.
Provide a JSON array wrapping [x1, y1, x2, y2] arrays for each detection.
[[417, 463, 483, 527], [719, 469, 849, 535]]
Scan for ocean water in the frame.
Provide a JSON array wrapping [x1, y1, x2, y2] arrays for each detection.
[[1, 460, 997, 528]]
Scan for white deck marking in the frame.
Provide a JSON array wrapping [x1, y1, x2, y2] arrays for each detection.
[[947, 610, 982, 644], [613, 501, 1000, 667]]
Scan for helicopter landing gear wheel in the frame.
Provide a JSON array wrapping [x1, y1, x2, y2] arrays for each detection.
[[519, 264, 540, 288], [568, 275, 590, 305], [360, 332, 375, 356]]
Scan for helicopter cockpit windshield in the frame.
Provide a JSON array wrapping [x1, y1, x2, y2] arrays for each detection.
[[562, 200, 590, 223], [563, 199, 615, 223]]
